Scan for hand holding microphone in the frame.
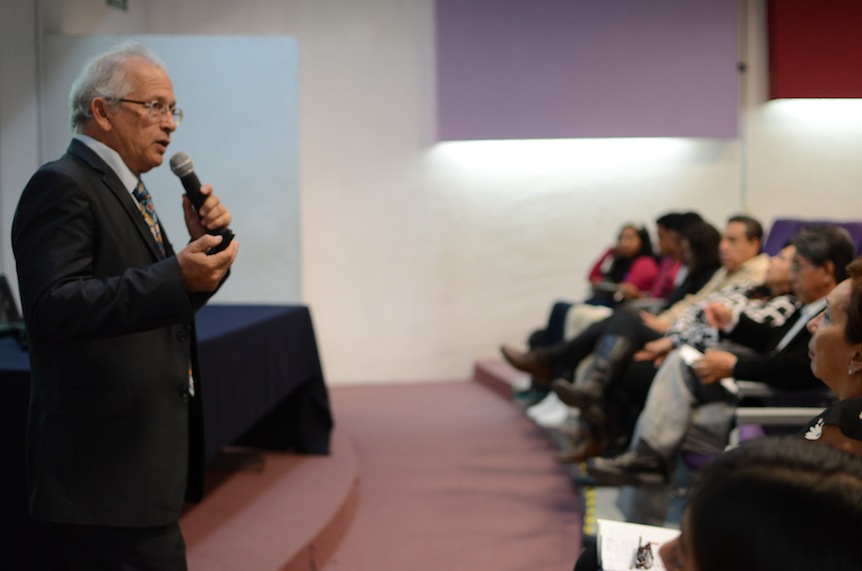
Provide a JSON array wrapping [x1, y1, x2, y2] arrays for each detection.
[[169, 152, 235, 255]]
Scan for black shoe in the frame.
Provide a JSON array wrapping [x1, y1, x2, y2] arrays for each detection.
[[586, 450, 669, 486], [571, 471, 598, 488]]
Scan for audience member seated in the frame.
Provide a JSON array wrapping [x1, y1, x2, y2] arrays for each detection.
[[658, 437, 862, 571], [584, 222, 659, 307], [502, 215, 769, 459], [577, 242, 800, 463], [512, 218, 721, 427], [511, 216, 681, 409], [619, 211, 701, 309], [573, 437, 862, 571], [530, 220, 669, 355], [586, 225, 854, 490], [574, 252, 862, 571], [801, 255, 862, 456]]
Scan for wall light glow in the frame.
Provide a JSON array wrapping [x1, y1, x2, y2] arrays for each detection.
[[764, 99, 862, 130], [429, 138, 705, 177]]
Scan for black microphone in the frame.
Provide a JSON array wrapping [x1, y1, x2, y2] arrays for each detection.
[[169, 152, 235, 255]]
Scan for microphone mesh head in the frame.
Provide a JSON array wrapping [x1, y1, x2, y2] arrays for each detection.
[[169, 152, 194, 177]]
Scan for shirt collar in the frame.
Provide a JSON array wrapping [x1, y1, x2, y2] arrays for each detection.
[[801, 297, 827, 320], [74, 134, 140, 195]]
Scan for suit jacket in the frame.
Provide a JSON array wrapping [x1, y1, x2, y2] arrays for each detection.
[[12, 139, 215, 526], [725, 309, 821, 392]]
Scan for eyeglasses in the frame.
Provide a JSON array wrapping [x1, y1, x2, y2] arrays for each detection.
[[118, 98, 184, 126]]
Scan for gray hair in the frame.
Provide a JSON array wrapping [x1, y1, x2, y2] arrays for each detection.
[[69, 42, 167, 133]]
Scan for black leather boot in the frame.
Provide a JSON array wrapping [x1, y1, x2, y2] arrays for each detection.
[[551, 334, 631, 425]]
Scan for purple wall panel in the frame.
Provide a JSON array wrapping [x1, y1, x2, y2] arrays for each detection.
[[436, 0, 739, 140]]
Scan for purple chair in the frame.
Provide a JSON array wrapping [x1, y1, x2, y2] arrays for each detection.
[[763, 217, 862, 255]]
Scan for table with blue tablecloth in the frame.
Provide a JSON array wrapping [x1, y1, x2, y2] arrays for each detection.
[[0, 304, 332, 569], [194, 304, 332, 460]]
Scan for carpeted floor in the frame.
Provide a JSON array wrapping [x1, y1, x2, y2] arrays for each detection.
[[322, 381, 583, 571]]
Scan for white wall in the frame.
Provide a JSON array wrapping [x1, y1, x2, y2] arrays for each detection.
[[39, 34, 302, 303], [2, 0, 861, 385], [0, 1, 40, 291]]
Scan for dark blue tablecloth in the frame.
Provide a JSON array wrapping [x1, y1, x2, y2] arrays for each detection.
[[195, 304, 332, 460]]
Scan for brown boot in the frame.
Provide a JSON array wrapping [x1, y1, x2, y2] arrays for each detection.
[[500, 344, 554, 383]]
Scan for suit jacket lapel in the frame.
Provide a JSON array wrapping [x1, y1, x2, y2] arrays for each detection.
[[67, 140, 169, 260], [773, 299, 824, 353]]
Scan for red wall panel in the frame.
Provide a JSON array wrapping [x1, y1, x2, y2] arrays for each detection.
[[769, 0, 862, 99]]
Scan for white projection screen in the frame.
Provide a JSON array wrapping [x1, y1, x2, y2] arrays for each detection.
[[40, 35, 300, 303]]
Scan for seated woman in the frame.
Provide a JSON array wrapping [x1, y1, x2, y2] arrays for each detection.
[[511, 218, 666, 407], [586, 221, 660, 307], [533, 220, 664, 354], [508, 219, 720, 382], [800, 255, 862, 455], [502, 220, 723, 455], [659, 437, 862, 571]]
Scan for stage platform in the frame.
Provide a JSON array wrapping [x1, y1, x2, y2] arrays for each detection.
[[182, 430, 358, 570]]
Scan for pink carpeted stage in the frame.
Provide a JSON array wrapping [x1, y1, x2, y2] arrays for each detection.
[[181, 380, 583, 570]]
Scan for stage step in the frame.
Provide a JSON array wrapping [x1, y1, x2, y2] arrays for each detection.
[[472, 357, 530, 399], [180, 429, 358, 571]]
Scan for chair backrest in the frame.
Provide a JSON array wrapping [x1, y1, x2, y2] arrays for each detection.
[[763, 217, 862, 256]]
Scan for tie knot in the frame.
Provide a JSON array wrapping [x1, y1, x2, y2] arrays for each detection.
[[132, 180, 160, 227], [133, 180, 148, 200]]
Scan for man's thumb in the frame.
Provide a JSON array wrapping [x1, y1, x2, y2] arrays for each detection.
[[189, 233, 222, 253]]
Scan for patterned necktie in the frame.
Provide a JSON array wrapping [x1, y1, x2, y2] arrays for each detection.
[[132, 180, 166, 255], [133, 181, 192, 394]]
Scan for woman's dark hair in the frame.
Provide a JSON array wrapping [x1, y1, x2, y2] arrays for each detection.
[[678, 211, 704, 229], [680, 221, 721, 277], [791, 224, 856, 284], [688, 437, 862, 571], [656, 211, 703, 233], [844, 256, 862, 345], [602, 223, 655, 285], [626, 223, 655, 260], [655, 212, 681, 231]]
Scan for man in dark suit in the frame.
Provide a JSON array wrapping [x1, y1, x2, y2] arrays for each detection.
[[11, 42, 239, 569]]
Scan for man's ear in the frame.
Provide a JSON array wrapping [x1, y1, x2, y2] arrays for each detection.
[[90, 98, 113, 132], [751, 237, 762, 254], [851, 345, 862, 377], [822, 260, 837, 288]]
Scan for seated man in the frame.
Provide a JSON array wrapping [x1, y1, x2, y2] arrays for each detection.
[[504, 215, 769, 385], [504, 215, 771, 460], [561, 242, 799, 460], [587, 224, 855, 490]]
